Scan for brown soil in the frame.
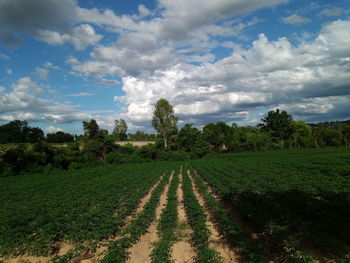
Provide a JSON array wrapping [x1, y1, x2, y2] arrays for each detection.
[[0, 243, 76, 263], [82, 174, 165, 263], [115, 141, 155, 147], [171, 168, 196, 263], [188, 169, 238, 263], [125, 172, 173, 263]]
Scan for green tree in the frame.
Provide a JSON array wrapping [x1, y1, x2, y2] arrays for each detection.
[[259, 109, 293, 146], [83, 119, 100, 140], [113, 119, 128, 141], [177, 124, 206, 157], [152, 98, 178, 148], [341, 125, 350, 146], [291, 121, 313, 148]]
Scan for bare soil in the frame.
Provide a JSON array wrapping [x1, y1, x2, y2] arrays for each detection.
[[171, 169, 196, 263], [115, 141, 155, 147], [82, 174, 165, 263], [125, 172, 173, 263], [188, 169, 237, 263]]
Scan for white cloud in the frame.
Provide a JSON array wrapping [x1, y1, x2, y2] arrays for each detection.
[[93, 79, 120, 85], [44, 62, 60, 70], [35, 67, 49, 80], [46, 125, 63, 133], [6, 68, 12, 75], [0, 53, 9, 60], [68, 92, 95, 97], [321, 7, 343, 17], [37, 24, 102, 50], [0, 77, 89, 123], [112, 19, 350, 126], [65, 56, 79, 64], [282, 14, 311, 24]]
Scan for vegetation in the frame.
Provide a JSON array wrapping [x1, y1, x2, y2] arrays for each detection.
[[191, 148, 350, 262], [0, 161, 175, 257], [101, 169, 173, 263], [152, 98, 178, 148], [182, 169, 221, 263], [150, 171, 179, 263]]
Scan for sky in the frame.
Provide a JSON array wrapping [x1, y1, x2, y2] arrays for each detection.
[[0, 0, 349, 135]]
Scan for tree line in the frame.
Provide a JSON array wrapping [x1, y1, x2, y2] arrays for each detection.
[[0, 98, 349, 176]]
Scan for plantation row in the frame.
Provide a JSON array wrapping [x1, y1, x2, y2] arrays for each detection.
[[1, 148, 349, 263], [190, 147, 350, 263], [0, 162, 175, 258]]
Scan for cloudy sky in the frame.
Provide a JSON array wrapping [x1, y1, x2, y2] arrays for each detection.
[[0, 0, 349, 134]]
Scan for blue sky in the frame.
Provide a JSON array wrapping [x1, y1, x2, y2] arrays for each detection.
[[0, 0, 349, 134]]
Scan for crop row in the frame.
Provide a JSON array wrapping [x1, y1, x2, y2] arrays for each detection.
[[150, 169, 179, 263], [0, 162, 176, 257], [189, 167, 267, 263], [100, 169, 173, 263], [182, 167, 221, 263], [191, 150, 350, 262]]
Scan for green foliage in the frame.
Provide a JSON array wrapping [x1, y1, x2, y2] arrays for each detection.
[[152, 98, 178, 148], [259, 108, 294, 143], [82, 119, 100, 140], [101, 170, 172, 263], [46, 131, 74, 143], [0, 120, 44, 143], [191, 148, 350, 262], [151, 172, 179, 263], [113, 119, 128, 141], [0, 162, 175, 256], [182, 169, 222, 263], [128, 130, 157, 141]]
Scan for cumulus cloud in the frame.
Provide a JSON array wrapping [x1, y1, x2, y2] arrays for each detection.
[[282, 14, 311, 24], [0, 53, 9, 60], [68, 92, 95, 97], [0, 0, 101, 49], [93, 79, 120, 85], [321, 7, 343, 17], [35, 67, 49, 80], [112, 19, 350, 126], [0, 77, 88, 123], [65, 56, 79, 64], [45, 125, 63, 133]]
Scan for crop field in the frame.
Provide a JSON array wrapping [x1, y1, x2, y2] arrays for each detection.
[[1, 148, 350, 263]]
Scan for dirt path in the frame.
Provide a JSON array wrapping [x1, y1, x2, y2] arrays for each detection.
[[171, 168, 196, 263], [125, 172, 173, 263], [188, 169, 237, 263], [81, 174, 165, 263]]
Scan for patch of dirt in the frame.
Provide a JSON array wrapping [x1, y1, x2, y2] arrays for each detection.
[[188, 169, 237, 263], [125, 172, 173, 263], [82, 175, 165, 263], [0, 242, 76, 263], [115, 141, 155, 147], [171, 169, 196, 263]]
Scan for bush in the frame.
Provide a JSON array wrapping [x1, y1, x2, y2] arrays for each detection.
[[160, 150, 194, 161]]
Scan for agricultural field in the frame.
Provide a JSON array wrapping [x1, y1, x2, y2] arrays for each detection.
[[1, 147, 350, 263]]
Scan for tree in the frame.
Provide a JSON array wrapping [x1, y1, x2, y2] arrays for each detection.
[[152, 98, 178, 148], [82, 119, 100, 140], [177, 124, 206, 157], [259, 109, 293, 145], [341, 125, 350, 146], [291, 121, 313, 148], [113, 119, 128, 141]]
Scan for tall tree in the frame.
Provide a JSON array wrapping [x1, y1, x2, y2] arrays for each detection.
[[83, 119, 100, 140], [152, 98, 178, 148], [259, 109, 293, 145], [113, 119, 128, 141]]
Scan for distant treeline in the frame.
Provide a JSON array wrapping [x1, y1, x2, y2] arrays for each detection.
[[1, 109, 350, 176], [0, 120, 156, 144]]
